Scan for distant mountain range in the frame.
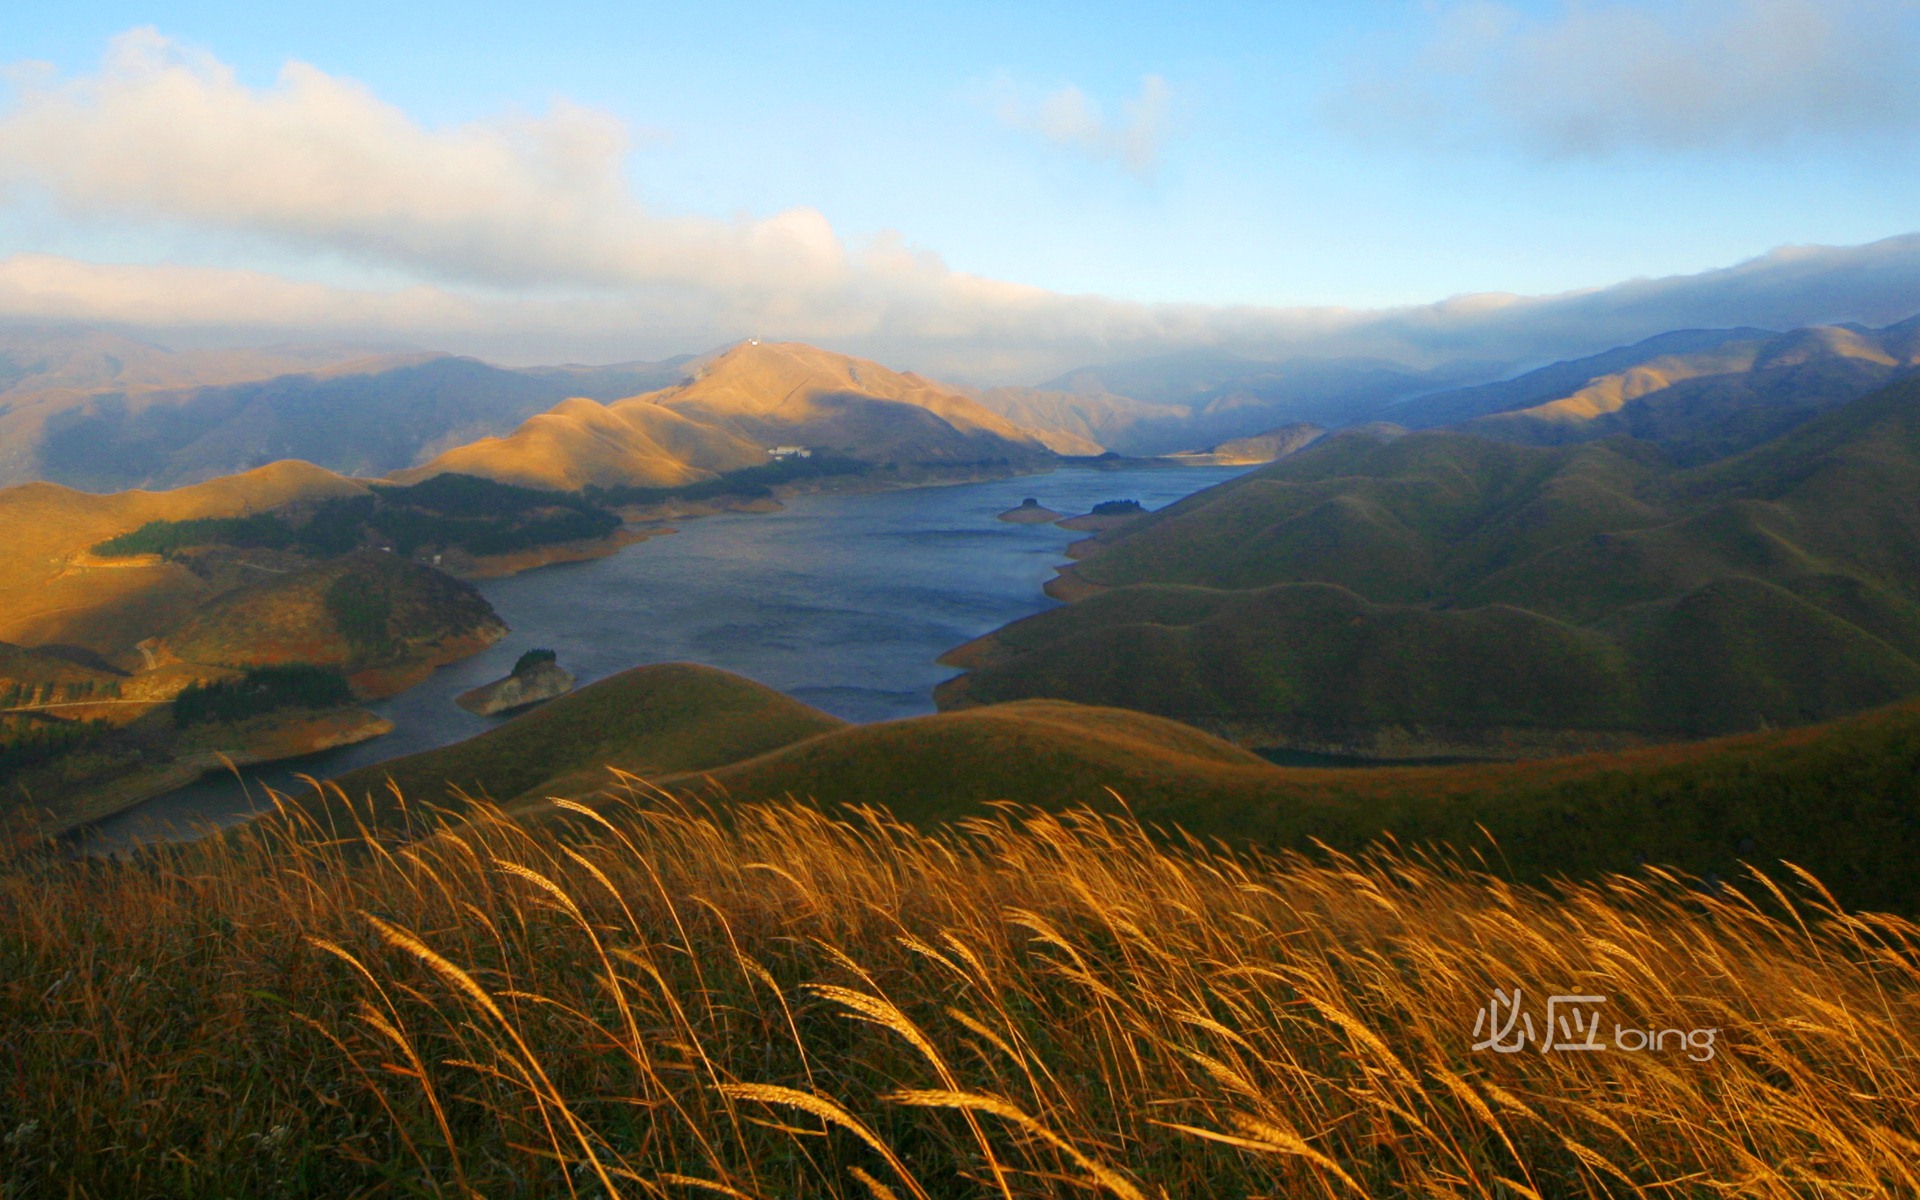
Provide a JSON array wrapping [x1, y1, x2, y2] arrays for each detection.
[[939, 370, 1920, 758], [970, 352, 1492, 456], [1390, 316, 1920, 462], [0, 327, 695, 490], [0, 331, 1063, 491], [8, 313, 1920, 493]]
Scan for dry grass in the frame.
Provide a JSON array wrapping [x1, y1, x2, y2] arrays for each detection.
[[2, 783, 1917, 1198], [0, 461, 365, 654]]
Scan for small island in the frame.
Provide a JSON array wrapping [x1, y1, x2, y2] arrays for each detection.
[[996, 497, 1065, 524], [1057, 499, 1149, 531], [456, 648, 577, 716]]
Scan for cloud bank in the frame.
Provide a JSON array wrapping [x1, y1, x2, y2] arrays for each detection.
[[1, 29, 1918, 381], [1335, 0, 1920, 157], [0, 28, 857, 294]]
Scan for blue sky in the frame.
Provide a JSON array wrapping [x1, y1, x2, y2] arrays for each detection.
[[3, 1, 1919, 376]]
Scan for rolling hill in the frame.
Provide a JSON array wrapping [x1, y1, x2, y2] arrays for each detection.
[[146, 550, 506, 699], [315, 661, 1920, 914], [401, 340, 1058, 490], [938, 374, 1920, 757], [0, 460, 369, 657], [323, 663, 847, 818]]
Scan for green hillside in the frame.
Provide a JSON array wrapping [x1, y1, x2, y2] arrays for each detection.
[[940, 376, 1920, 755], [323, 663, 847, 822], [692, 692, 1920, 915], [311, 661, 1920, 914]]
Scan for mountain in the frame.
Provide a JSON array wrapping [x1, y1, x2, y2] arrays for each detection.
[[392, 395, 769, 490], [1392, 317, 1920, 462], [0, 460, 367, 658], [987, 352, 1492, 455], [938, 374, 1920, 758], [1384, 327, 1770, 427], [0, 328, 429, 488], [965, 387, 1175, 455], [0, 326, 395, 398], [0, 326, 722, 491], [647, 342, 1052, 461], [8, 354, 641, 491], [512, 356, 700, 401], [314, 661, 1920, 914], [401, 341, 1057, 490]]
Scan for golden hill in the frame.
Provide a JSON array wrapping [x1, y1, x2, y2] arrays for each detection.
[[0, 642, 125, 712], [393, 396, 767, 490], [399, 341, 1056, 490], [0, 460, 366, 658]]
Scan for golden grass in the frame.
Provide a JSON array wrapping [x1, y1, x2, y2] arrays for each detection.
[[3, 783, 1917, 1198], [0, 461, 365, 654]]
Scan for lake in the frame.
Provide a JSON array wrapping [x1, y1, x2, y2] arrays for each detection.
[[83, 463, 1249, 847]]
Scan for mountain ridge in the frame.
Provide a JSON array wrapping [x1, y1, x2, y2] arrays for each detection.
[[398, 340, 1058, 490]]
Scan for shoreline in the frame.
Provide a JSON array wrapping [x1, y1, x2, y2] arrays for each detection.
[[59, 460, 1250, 848], [34, 708, 396, 841]]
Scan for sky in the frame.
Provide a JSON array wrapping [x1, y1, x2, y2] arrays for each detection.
[[2, 0, 1920, 381]]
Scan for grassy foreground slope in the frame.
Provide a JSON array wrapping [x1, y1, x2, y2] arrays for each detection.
[[321, 663, 1920, 914], [942, 376, 1920, 756], [4, 788, 1915, 1196]]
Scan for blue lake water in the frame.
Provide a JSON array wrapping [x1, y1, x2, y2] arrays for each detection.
[[84, 463, 1248, 847]]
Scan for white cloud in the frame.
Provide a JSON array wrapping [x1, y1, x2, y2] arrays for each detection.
[[2, 31, 1918, 381], [0, 28, 855, 292], [991, 74, 1173, 176], [1333, 0, 1920, 157]]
